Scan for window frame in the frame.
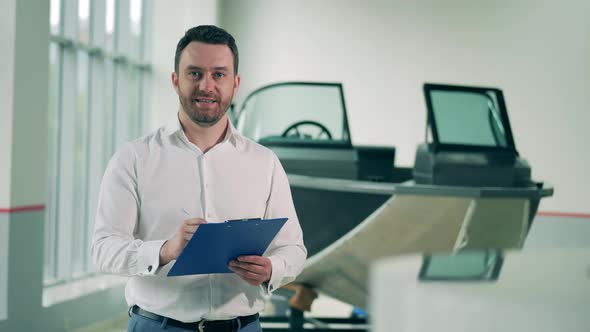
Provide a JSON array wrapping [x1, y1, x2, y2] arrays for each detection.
[[44, 0, 152, 287]]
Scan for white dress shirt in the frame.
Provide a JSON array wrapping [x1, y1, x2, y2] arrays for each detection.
[[91, 116, 307, 322]]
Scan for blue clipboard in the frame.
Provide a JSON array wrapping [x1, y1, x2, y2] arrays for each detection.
[[167, 217, 288, 276]]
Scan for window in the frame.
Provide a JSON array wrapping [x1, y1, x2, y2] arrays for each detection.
[[44, 0, 151, 286]]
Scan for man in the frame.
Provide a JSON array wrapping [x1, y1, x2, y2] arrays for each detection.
[[91, 25, 307, 332]]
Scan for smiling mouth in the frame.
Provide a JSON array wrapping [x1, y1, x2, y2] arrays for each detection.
[[193, 98, 217, 104]]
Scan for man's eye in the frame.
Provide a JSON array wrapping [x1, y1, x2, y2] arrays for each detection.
[[189, 71, 201, 78], [214, 73, 225, 79]]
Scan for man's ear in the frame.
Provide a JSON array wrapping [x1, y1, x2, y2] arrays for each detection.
[[233, 74, 241, 96], [171, 71, 179, 94]]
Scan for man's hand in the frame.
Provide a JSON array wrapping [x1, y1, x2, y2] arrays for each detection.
[[229, 255, 272, 286], [159, 218, 207, 266]]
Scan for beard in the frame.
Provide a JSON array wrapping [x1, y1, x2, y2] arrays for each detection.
[[179, 89, 233, 128]]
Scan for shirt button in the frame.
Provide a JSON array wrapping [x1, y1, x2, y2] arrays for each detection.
[[148, 265, 152, 272]]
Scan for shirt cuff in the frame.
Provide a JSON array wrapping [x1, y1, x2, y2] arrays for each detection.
[[264, 256, 285, 295], [137, 240, 166, 276]]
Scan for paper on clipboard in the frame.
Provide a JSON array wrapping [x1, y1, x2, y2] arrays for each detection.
[[167, 217, 288, 276]]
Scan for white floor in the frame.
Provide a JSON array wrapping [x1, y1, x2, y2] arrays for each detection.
[[74, 292, 354, 332]]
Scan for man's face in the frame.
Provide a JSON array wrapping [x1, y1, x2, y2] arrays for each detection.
[[172, 41, 240, 127]]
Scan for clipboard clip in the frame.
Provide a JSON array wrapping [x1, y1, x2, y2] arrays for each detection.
[[225, 218, 262, 223]]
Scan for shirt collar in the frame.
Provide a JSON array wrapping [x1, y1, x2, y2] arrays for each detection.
[[164, 113, 241, 150]]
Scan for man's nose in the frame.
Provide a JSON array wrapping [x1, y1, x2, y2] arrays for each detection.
[[197, 74, 215, 93]]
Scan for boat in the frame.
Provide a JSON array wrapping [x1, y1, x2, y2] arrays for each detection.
[[234, 82, 553, 308]]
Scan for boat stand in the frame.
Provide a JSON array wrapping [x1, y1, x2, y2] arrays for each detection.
[[260, 283, 369, 332]]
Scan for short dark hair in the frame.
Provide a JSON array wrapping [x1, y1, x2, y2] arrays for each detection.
[[174, 25, 239, 75]]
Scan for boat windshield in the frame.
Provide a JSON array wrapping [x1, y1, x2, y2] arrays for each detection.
[[236, 82, 351, 147], [424, 84, 517, 152], [419, 250, 504, 282]]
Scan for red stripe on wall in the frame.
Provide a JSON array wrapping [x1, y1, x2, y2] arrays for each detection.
[[0, 204, 46, 214], [2, 206, 587, 218], [537, 211, 590, 219]]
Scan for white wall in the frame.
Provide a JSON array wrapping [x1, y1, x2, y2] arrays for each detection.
[[219, 0, 590, 213], [148, 0, 219, 131], [0, 0, 16, 208], [0, 0, 49, 328], [0, 0, 16, 320]]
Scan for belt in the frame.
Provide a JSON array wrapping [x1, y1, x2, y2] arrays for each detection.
[[130, 305, 259, 332]]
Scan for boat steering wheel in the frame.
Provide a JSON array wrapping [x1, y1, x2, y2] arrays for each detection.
[[281, 120, 333, 140]]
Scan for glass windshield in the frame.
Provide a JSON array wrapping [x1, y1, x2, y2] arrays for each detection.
[[428, 88, 509, 148], [236, 83, 350, 145], [419, 250, 504, 281]]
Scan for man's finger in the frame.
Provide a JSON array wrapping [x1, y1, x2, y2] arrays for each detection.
[[185, 218, 207, 225], [230, 261, 265, 275], [237, 255, 269, 266], [229, 264, 264, 281], [183, 225, 199, 233], [182, 220, 205, 234]]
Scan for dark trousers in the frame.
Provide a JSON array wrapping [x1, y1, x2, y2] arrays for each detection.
[[128, 312, 262, 332]]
